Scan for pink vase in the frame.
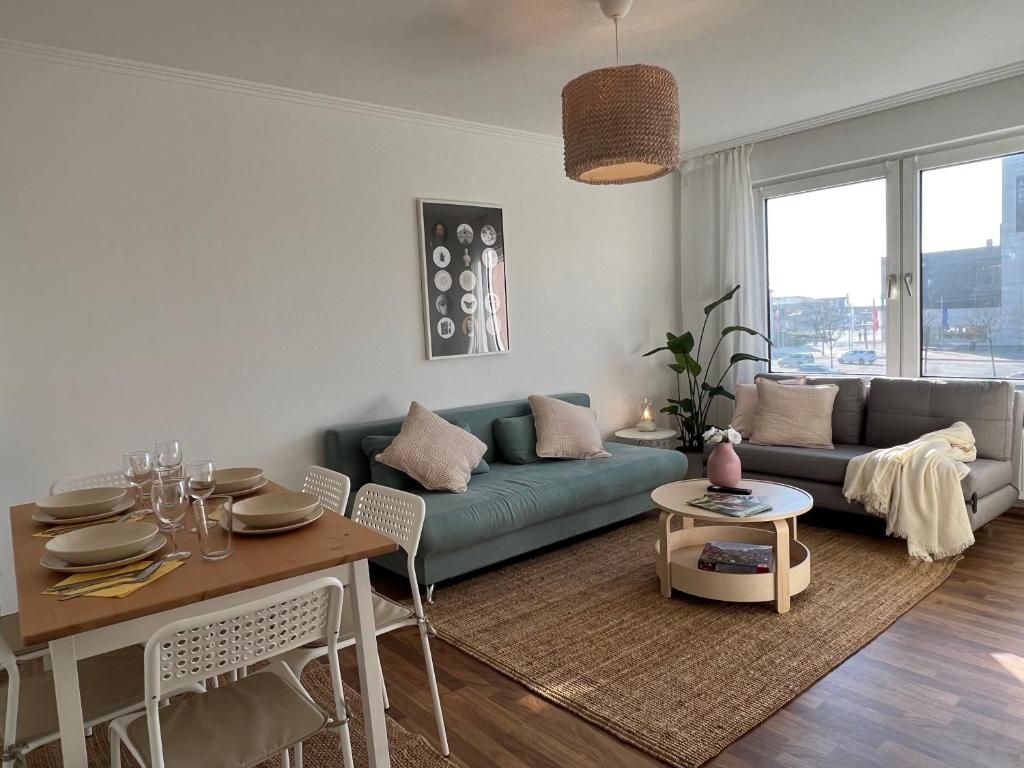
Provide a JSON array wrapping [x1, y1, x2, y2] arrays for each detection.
[[707, 442, 742, 488]]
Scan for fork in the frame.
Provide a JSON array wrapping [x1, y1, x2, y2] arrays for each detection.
[[57, 560, 164, 601]]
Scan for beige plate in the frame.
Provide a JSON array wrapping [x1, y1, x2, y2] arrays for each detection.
[[232, 491, 319, 529], [213, 468, 265, 494], [220, 478, 268, 498], [40, 534, 167, 573], [223, 506, 324, 535], [36, 487, 128, 518], [32, 496, 136, 526], [45, 521, 160, 566]]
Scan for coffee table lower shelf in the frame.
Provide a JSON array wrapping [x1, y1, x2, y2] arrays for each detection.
[[655, 524, 811, 604]]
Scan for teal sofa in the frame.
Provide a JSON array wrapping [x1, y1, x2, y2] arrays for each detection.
[[324, 393, 687, 591]]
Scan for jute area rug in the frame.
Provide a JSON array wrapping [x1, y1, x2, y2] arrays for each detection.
[[428, 515, 956, 768], [25, 663, 447, 768]]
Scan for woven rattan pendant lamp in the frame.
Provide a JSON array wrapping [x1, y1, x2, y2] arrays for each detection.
[[562, 0, 679, 184]]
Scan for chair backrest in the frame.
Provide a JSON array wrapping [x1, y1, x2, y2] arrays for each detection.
[[351, 483, 425, 558], [302, 466, 351, 516], [50, 470, 128, 495], [141, 577, 344, 768]]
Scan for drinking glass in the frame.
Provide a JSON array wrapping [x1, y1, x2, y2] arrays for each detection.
[[151, 478, 191, 561], [122, 451, 153, 515], [185, 460, 216, 502], [154, 440, 182, 473], [194, 495, 232, 561]]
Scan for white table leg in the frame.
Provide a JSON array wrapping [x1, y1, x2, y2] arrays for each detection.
[[49, 636, 88, 768], [349, 558, 391, 767]]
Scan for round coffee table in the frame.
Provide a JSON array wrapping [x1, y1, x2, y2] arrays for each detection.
[[651, 479, 813, 614]]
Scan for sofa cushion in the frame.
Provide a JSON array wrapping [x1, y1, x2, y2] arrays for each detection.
[[416, 442, 683, 554], [732, 378, 804, 438], [362, 433, 488, 491], [722, 443, 873, 485], [750, 380, 839, 449], [377, 402, 487, 493], [493, 415, 540, 464], [759, 374, 868, 445], [529, 395, 611, 460], [961, 459, 1014, 500], [866, 379, 1014, 460]]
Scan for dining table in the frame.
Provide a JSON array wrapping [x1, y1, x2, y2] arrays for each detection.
[[10, 479, 399, 767]]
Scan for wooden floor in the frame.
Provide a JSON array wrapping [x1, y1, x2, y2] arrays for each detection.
[[345, 509, 1024, 768]]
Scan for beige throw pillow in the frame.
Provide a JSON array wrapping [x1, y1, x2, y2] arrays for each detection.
[[749, 379, 839, 449], [731, 377, 805, 438], [377, 402, 487, 492], [528, 395, 611, 460]]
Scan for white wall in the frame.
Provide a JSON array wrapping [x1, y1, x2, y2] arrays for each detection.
[[750, 73, 1024, 183], [0, 52, 678, 611]]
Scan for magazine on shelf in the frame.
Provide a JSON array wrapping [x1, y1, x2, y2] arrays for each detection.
[[688, 493, 773, 517], [697, 541, 774, 574]]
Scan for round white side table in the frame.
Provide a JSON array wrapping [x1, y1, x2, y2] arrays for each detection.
[[613, 427, 678, 450]]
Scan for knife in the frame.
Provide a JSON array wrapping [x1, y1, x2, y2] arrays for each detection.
[[48, 561, 158, 593]]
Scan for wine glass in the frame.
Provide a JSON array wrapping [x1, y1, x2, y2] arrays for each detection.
[[185, 460, 215, 532], [185, 460, 216, 502], [151, 478, 191, 561], [154, 440, 182, 474], [122, 451, 153, 515]]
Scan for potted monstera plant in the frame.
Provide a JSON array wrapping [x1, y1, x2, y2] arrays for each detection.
[[644, 285, 771, 474]]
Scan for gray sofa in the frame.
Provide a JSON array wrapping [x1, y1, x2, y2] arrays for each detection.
[[706, 376, 1023, 530], [324, 393, 686, 590]]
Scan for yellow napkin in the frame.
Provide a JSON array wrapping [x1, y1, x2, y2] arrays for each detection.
[[43, 560, 184, 598]]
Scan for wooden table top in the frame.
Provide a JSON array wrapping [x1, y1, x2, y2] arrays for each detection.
[[651, 478, 814, 523], [11, 480, 398, 646]]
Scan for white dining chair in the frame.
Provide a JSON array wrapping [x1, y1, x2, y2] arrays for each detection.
[[50, 471, 128, 495], [0, 630, 146, 767], [108, 576, 353, 768], [282, 483, 450, 758], [302, 466, 351, 515]]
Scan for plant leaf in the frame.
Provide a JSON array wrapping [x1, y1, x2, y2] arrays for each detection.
[[703, 285, 740, 317], [660, 405, 679, 415], [680, 353, 702, 376], [701, 383, 736, 400], [729, 352, 769, 365], [666, 331, 695, 355], [668, 363, 685, 374], [642, 346, 668, 357], [721, 325, 774, 347]]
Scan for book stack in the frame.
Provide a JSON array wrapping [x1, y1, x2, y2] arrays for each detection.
[[697, 541, 774, 574]]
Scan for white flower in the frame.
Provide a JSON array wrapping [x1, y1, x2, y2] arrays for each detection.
[[726, 427, 742, 445], [702, 427, 723, 443]]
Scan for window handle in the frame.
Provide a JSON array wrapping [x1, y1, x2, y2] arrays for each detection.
[[903, 272, 914, 297], [887, 273, 899, 300]]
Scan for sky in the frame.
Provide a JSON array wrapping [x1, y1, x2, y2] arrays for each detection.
[[766, 158, 1004, 307]]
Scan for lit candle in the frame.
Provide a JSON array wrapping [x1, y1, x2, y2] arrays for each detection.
[[636, 398, 656, 432]]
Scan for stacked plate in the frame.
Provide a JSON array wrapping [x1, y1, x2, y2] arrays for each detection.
[[34, 487, 134, 525], [212, 468, 267, 497], [42, 521, 166, 573], [228, 491, 323, 534]]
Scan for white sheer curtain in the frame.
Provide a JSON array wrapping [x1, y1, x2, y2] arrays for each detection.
[[680, 144, 766, 426]]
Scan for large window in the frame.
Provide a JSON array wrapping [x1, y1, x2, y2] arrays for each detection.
[[920, 152, 1024, 378], [758, 136, 1024, 380], [765, 177, 888, 377]]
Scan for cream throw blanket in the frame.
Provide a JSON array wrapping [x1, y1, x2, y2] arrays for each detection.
[[843, 422, 976, 561]]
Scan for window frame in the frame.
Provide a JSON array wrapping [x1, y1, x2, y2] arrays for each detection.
[[904, 134, 1024, 379], [755, 131, 1024, 382], [755, 161, 901, 377]]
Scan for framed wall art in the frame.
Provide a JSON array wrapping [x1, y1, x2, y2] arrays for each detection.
[[418, 199, 509, 360]]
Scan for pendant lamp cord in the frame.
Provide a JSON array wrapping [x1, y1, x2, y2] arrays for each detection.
[[613, 16, 620, 66]]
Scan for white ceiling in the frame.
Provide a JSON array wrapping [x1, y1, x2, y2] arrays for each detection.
[[2, 0, 1023, 153]]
